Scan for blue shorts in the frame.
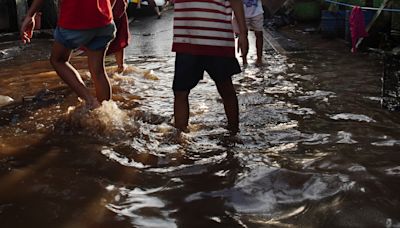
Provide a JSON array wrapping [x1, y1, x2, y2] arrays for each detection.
[[173, 53, 241, 91], [53, 23, 116, 51]]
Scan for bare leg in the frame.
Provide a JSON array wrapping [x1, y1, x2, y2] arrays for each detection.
[[174, 90, 190, 132], [50, 41, 99, 108], [114, 49, 126, 73], [255, 31, 263, 66], [86, 48, 112, 103], [242, 54, 248, 66], [241, 35, 248, 66], [215, 79, 239, 134], [148, 0, 161, 18], [155, 6, 161, 18]]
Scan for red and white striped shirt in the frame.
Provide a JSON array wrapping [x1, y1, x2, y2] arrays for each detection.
[[172, 0, 236, 57]]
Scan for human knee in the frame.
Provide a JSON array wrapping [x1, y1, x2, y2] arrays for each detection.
[[217, 81, 236, 99]]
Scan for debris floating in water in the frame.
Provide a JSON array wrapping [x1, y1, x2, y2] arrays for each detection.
[[0, 95, 14, 107]]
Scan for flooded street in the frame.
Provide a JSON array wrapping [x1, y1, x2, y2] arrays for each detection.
[[1, 10, 400, 228]]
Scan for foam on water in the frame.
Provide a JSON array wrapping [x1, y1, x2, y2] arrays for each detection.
[[101, 147, 150, 169], [337, 131, 358, 144], [66, 100, 131, 135], [330, 113, 376, 123], [385, 166, 400, 176], [107, 65, 159, 80], [371, 139, 400, 147], [297, 90, 336, 101]]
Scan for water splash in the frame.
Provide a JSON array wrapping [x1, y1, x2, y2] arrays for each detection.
[[66, 100, 130, 135], [371, 139, 400, 147], [101, 147, 150, 169], [337, 131, 357, 144]]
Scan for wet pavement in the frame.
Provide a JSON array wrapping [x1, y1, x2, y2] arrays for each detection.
[[1, 9, 400, 228]]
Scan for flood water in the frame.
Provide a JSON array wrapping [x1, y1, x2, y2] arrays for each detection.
[[1, 11, 400, 228]]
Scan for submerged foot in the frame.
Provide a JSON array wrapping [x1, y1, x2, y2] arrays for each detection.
[[86, 99, 101, 110], [242, 60, 248, 68], [174, 123, 189, 134], [255, 59, 263, 67], [227, 125, 239, 136], [117, 64, 127, 74]]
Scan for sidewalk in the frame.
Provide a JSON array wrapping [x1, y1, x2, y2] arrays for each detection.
[[263, 26, 305, 54], [262, 22, 352, 55]]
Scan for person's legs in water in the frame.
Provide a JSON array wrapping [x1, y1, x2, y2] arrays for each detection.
[[204, 55, 240, 134], [249, 14, 264, 67], [241, 18, 250, 66], [173, 53, 203, 132], [86, 48, 112, 103], [114, 49, 126, 73], [173, 90, 190, 132], [241, 42, 248, 66], [255, 30, 263, 66], [50, 41, 100, 109], [215, 79, 239, 134], [50, 23, 115, 109]]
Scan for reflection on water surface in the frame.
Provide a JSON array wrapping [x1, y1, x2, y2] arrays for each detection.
[[1, 14, 400, 228]]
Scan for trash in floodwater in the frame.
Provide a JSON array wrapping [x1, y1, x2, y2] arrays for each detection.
[[0, 95, 14, 107], [22, 96, 36, 102]]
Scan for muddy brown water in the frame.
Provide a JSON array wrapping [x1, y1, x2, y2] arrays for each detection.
[[1, 12, 400, 228]]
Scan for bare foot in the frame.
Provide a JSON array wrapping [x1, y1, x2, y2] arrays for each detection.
[[117, 64, 127, 74], [227, 125, 239, 136], [242, 59, 248, 68], [174, 123, 189, 133], [255, 59, 263, 67]]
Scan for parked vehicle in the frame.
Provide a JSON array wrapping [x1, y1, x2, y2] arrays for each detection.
[[127, 0, 165, 18]]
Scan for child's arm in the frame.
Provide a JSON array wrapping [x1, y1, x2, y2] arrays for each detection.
[[229, 0, 248, 56], [20, 0, 44, 44]]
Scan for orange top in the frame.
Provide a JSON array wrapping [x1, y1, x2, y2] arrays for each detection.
[[58, 0, 113, 29]]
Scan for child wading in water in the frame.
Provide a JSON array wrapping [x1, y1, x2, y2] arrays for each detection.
[[108, 0, 131, 73], [172, 0, 248, 134], [242, 0, 264, 66], [21, 0, 116, 109]]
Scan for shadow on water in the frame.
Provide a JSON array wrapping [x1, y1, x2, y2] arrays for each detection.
[[1, 11, 400, 227]]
